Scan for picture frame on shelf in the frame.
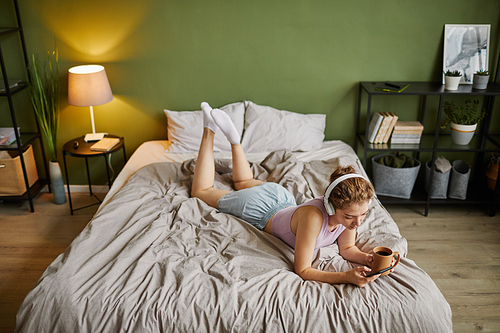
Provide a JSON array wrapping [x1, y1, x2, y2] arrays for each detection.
[[442, 24, 490, 84]]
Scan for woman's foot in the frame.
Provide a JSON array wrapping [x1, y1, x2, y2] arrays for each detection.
[[201, 102, 218, 134], [211, 108, 240, 145]]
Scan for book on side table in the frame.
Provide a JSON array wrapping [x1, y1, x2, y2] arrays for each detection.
[[90, 138, 120, 152]]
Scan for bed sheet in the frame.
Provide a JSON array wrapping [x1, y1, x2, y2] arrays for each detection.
[[15, 140, 453, 332]]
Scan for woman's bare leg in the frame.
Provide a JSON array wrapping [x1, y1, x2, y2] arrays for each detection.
[[191, 114, 229, 208], [230, 143, 264, 190], [210, 108, 264, 191]]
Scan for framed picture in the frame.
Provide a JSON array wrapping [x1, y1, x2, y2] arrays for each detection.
[[443, 24, 490, 84]]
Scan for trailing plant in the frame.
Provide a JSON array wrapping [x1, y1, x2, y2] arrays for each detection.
[[475, 69, 489, 76], [444, 70, 461, 77], [440, 99, 485, 128], [26, 49, 60, 161]]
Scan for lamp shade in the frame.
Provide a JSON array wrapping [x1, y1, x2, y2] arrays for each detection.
[[68, 65, 113, 107]]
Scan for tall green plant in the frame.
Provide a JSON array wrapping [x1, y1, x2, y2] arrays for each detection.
[[26, 50, 60, 161]]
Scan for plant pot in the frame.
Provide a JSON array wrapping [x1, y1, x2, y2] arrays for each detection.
[[444, 76, 461, 90], [450, 122, 476, 145], [49, 161, 67, 205], [486, 162, 499, 190], [372, 154, 421, 199], [448, 160, 470, 200], [472, 74, 489, 90]]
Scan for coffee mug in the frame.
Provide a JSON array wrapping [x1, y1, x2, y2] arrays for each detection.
[[372, 246, 400, 276]]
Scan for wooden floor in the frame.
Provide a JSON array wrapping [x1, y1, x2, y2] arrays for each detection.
[[385, 204, 500, 333], [0, 194, 499, 332], [0, 193, 100, 333]]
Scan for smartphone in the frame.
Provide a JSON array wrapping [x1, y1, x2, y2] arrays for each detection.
[[364, 266, 393, 277]]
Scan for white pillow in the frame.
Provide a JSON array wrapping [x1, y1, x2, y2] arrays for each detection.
[[241, 102, 326, 153], [164, 102, 245, 152]]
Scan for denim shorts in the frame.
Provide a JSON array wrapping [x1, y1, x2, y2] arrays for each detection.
[[217, 182, 297, 230]]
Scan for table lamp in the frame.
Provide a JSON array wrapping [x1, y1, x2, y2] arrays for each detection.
[[68, 65, 113, 142]]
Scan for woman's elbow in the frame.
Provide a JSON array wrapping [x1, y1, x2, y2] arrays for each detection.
[[295, 266, 311, 280]]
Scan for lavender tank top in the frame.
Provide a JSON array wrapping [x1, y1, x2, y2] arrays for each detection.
[[270, 197, 346, 249]]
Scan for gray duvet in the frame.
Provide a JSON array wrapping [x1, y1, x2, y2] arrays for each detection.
[[16, 150, 452, 332]]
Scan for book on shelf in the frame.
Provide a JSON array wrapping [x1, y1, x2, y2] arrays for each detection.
[[390, 143, 421, 149], [382, 112, 398, 143], [391, 133, 422, 140], [390, 133, 422, 143], [392, 130, 423, 135], [390, 138, 421, 144], [367, 112, 384, 143], [393, 121, 424, 132], [373, 112, 394, 144], [374, 82, 410, 93], [90, 138, 120, 151]]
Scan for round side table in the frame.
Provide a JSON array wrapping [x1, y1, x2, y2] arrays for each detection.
[[62, 135, 127, 215]]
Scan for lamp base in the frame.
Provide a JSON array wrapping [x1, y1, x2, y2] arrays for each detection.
[[84, 132, 107, 142]]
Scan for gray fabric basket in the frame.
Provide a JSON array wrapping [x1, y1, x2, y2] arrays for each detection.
[[448, 160, 470, 200], [372, 154, 421, 199], [424, 160, 451, 199]]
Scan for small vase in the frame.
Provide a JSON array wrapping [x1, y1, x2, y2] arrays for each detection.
[[486, 162, 499, 190], [444, 76, 461, 91], [450, 122, 476, 145], [49, 161, 67, 205], [472, 74, 489, 90]]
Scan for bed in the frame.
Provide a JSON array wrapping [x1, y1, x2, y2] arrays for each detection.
[[15, 101, 453, 332]]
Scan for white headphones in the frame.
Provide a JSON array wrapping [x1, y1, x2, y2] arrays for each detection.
[[323, 174, 372, 215]]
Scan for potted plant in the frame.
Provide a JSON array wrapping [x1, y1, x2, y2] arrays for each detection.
[[440, 99, 485, 145], [473, 70, 489, 90], [444, 70, 462, 90], [26, 50, 67, 204]]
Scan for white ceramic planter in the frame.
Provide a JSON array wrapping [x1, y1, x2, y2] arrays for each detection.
[[472, 74, 489, 90], [49, 161, 67, 205], [450, 122, 477, 145], [444, 76, 461, 90]]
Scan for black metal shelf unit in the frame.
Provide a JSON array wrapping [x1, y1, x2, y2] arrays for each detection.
[[0, 0, 49, 212], [355, 81, 500, 216]]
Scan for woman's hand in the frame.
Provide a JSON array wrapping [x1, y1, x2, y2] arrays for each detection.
[[366, 253, 374, 267], [346, 266, 379, 287]]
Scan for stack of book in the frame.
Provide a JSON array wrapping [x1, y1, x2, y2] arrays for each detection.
[[390, 121, 424, 148], [367, 112, 399, 144]]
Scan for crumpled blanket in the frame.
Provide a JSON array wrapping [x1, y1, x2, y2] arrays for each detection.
[[15, 150, 452, 333]]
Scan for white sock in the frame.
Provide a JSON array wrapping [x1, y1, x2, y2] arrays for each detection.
[[201, 102, 218, 134], [211, 108, 240, 145]]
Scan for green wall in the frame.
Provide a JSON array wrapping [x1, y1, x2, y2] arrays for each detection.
[[1, 0, 499, 185]]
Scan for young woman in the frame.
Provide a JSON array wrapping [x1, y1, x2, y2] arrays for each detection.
[[191, 102, 382, 287]]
